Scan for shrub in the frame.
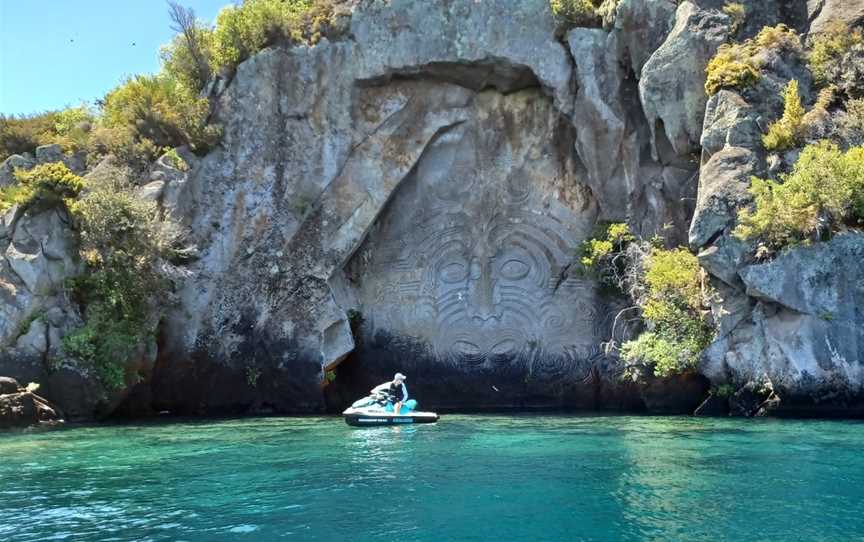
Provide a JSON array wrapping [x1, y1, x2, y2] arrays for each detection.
[[550, 0, 618, 27], [723, 2, 746, 36], [0, 162, 84, 212], [64, 174, 181, 390], [161, 2, 214, 94], [211, 0, 342, 72], [735, 141, 864, 250], [620, 248, 714, 378], [705, 24, 802, 96], [763, 79, 805, 151], [51, 105, 95, 153], [809, 22, 863, 87], [0, 112, 59, 161], [837, 98, 864, 146], [579, 225, 714, 378], [99, 74, 219, 162], [580, 222, 633, 270], [705, 45, 760, 96]]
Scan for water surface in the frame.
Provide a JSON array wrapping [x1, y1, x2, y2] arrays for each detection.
[[1, 415, 862, 541]]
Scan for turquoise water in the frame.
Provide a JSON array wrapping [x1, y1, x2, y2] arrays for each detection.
[[1, 415, 863, 541]]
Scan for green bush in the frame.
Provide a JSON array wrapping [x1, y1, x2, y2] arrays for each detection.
[[0, 162, 84, 213], [211, 0, 342, 72], [161, 2, 215, 94], [63, 175, 179, 390], [735, 141, 864, 250], [837, 98, 864, 146], [763, 79, 805, 151], [550, 0, 618, 26], [580, 222, 633, 270], [809, 22, 863, 87], [705, 24, 802, 96], [723, 2, 746, 36], [620, 248, 714, 378], [97, 74, 220, 167], [0, 112, 58, 161]]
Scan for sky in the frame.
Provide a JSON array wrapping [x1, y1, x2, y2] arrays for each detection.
[[0, 0, 232, 116]]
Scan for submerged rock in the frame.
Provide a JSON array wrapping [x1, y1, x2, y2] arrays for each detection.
[[0, 377, 63, 429]]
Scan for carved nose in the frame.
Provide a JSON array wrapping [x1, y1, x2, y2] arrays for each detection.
[[467, 260, 501, 323]]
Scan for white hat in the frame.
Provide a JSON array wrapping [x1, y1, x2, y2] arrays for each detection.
[[394, 372, 407, 381]]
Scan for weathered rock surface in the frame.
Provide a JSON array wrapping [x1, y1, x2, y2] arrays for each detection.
[[702, 235, 864, 414], [639, 1, 729, 159], [809, 0, 864, 35], [138, 0, 689, 415], [3, 0, 863, 418], [0, 377, 63, 429]]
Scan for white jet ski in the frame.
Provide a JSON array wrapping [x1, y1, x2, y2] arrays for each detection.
[[343, 392, 439, 427]]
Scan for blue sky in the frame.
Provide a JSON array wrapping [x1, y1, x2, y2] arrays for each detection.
[[0, 0, 232, 116]]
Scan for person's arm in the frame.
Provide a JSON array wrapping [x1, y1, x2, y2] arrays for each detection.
[[401, 383, 409, 402]]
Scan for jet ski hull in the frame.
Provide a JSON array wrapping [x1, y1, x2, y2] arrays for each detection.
[[343, 410, 439, 427]]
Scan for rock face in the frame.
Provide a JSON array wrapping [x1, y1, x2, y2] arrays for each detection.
[[703, 235, 864, 415], [0, 377, 63, 429], [2, 0, 863, 418], [142, 0, 702, 415]]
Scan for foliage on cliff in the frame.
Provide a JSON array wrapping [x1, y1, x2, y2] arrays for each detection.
[[580, 224, 715, 379], [63, 167, 182, 390], [549, 0, 619, 28], [808, 22, 864, 95], [0, 163, 83, 213], [705, 24, 802, 96], [735, 141, 864, 252]]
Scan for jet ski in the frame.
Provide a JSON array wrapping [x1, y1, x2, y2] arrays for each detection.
[[343, 390, 439, 427]]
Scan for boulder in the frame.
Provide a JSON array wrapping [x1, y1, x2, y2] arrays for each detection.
[[0, 154, 35, 188], [688, 146, 759, 249], [0, 390, 62, 429], [0, 376, 20, 395], [809, 0, 864, 35], [704, 235, 864, 410], [613, 0, 678, 77], [639, 1, 730, 158], [34, 144, 64, 164]]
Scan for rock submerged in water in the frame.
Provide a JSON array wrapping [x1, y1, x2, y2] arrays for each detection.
[[0, 377, 63, 429]]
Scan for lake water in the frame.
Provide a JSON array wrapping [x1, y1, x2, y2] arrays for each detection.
[[1, 415, 862, 541]]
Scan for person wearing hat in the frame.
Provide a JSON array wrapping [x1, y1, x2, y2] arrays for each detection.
[[371, 373, 409, 415]]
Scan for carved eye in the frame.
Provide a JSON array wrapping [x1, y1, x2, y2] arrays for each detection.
[[499, 259, 530, 280], [490, 339, 517, 355], [440, 261, 469, 283], [453, 340, 482, 355]]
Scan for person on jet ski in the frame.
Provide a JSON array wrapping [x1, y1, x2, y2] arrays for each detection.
[[371, 373, 408, 415]]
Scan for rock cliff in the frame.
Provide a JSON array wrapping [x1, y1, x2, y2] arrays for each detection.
[[1, 0, 862, 419]]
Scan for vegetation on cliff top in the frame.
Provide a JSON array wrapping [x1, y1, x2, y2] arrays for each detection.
[[63, 166, 182, 390], [705, 24, 802, 97], [0, 163, 84, 214], [735, 141, 864, 253], [0, 0, 348, 168], [581, 224, 715, 379]]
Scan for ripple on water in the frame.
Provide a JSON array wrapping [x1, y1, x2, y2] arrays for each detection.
[[1, 415, 864, 541]]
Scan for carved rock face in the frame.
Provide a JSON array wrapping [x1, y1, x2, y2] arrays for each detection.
[[350, 90, 606, 382]]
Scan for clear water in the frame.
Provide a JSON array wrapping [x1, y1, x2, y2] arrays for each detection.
[[1, 415, 863, 541]]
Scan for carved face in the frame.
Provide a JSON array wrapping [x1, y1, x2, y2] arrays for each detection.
[[350, 91, 604, 377]]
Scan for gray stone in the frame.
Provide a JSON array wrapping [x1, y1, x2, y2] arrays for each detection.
[[139, 181, 165, 203], [640, 1, 730, 158], [35, 144, 64, 164], [809, 0, 864, 35], [613, 0, 678, 77], [705, 235, 864, 402], [0, 154, 36, 188], [689, 147, 759, 249], [700, 90, 762, 158], [0, 377, 19, 395]]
